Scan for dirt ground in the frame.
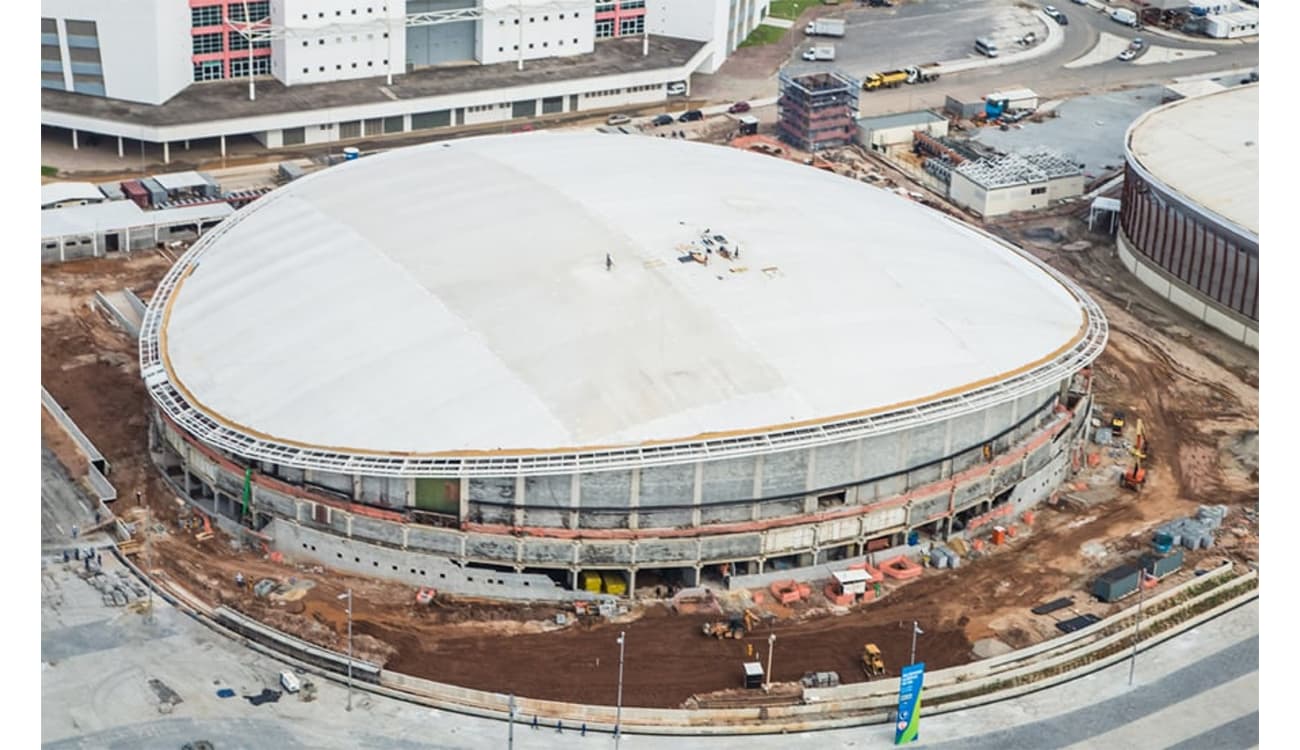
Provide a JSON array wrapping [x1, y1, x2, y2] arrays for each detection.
[[40, 159, 1258, 707]]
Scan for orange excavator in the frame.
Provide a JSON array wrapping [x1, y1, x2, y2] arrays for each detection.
[[1122, 419, 1148, 492]]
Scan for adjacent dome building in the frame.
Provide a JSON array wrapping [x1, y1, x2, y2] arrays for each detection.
[[142, 132, 1105, 599], [1119, 84, 1258, 348]]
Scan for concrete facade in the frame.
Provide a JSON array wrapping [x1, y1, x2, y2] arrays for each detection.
[[1118, 87, 1258, 347], [152, 381, 1095, 600], [41, 0, 192, 105]]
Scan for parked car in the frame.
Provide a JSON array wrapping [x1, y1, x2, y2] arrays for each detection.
[[1044, 5, 1065, 23], [605, 114, 632, 126], [677, 109, 704, 123], [728, 101, 752, 114], [651, 114, 674, 126], [666, 82, 687, 96]]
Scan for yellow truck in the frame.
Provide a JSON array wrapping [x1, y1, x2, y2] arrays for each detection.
[[863, 70, 909, 90]]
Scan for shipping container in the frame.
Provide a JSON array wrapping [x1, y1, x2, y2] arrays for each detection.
[[1092, 562, 1141, 602], [1142, 547, 1184, 579], [579, 571, 603, 593], [601, 571, 627, 596]]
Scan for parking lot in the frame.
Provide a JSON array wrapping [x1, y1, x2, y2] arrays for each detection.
[[782, 0, 1047, 79]]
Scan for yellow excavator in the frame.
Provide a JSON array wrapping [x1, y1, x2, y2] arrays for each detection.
[[862, 643, 887, 678], [1122, 419, 1148, 492]]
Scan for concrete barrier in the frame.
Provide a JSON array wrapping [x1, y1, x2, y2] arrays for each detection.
[[42, 385, 117, 503]]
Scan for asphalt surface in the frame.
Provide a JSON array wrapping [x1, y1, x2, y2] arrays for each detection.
[[41, 446, 95, 547], [785, 0, 1046, 78]]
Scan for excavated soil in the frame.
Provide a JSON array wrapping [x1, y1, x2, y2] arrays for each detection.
[[40, 189, 1258, 708]]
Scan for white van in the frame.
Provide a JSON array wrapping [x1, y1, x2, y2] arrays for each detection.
[[279, 670, 301, 694], [975, 37, 999, 58], [1110, 8, 1139, 27]]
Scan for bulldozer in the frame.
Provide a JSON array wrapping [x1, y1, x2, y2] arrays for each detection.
[[702, 609, 762, 640], [861, 643, 887, 678]]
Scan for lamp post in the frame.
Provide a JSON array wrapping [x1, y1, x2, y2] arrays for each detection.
[[765, 633, 776, 692], [337, 589, 353, 711], [615, 631, 626, 748], [1129, 568, 1148, 686], [910, 621, 924, 665]]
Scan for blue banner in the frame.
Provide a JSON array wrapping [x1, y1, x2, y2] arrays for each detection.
[[894, 662, 926, 745]]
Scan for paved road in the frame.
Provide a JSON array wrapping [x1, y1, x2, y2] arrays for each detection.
[[784, 0, 1046, 79], [41, 525, 1259, 750]]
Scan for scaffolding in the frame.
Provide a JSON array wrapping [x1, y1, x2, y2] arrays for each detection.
[[777, 70, 861, 153]]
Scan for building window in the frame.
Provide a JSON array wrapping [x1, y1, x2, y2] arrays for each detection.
[[1030, 186, 1047, 195], [622, 0, 646, 8], [595, 20, 614, 38], [596, 1, 615, 12], [191, 6, 222, 28], [620, 16, 645, 35], [192, 33, 223, 55], [228, 2, 270, 22], [229, 31, 270, 51], [193, 60, 223, 82]]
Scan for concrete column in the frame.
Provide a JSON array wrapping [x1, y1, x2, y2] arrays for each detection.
[[628, 468, 640, 531], [691, 462, 703, 528], [220, 134, 227, 157], [569, 473, 581, 531], [513, 475, 526, 527], [459, 477, 470, 520], [751, 454, 764, 521], [163, 141, 170, 163], [346, 513, 353, 538], [58, 237, 65, 263], [627, 568, 637, 598], [803, 448, 818, 514], [71, 129, 78, 150], [117, 137, 124, 158], [184, 139, 190, 150]]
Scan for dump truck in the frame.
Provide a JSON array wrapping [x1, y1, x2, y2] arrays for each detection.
[[864, 70, 909, 90], [805, 18, 846, 37], [906, 64, 940, 84], [802, 44, 837, 61], [862, 643, 887, 678]]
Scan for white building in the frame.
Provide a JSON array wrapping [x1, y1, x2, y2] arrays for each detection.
[[42, 0, 757, 155], [648, 0, 770, 73], [949, 150, 1084, 218], [41, 0, 191, 105]]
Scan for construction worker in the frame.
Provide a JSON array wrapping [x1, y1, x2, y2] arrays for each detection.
[[235, 572, 245, 589], [71, 524, 79, 539], [605, 253, 613, 271], [556, 719, 563, 734], [531, 715, 539, 730]]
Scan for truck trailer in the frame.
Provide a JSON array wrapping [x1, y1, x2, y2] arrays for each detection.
[[805, 19, 847, 37]]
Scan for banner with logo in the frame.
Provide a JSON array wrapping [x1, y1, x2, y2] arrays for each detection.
[[894, 662, 925, 745]]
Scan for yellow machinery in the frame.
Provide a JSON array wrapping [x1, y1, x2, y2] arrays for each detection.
[[703, 609, 762, 639], [862, 643, 886, 678], [864, 70, 909, 91]]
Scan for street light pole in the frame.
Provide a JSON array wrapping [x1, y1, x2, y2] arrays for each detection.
[[1129, 568, 1148, 686], [615, 631, 626, 748], [338, 589, 354, 710], [765, 633, 776, 692], [910, 621, 924, 665]]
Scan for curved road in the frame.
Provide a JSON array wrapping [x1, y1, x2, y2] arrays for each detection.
[[41, 540, 1259, 749], [700, 0, 1258, 112]]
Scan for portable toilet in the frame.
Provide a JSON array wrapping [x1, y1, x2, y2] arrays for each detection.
[[343, 147, 361, 160]]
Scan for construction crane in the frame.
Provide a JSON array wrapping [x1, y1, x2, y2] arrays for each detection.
[[225, 0, 641, 100]]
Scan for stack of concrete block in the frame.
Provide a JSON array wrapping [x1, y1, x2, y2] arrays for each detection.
[[929, 545, 961, 569], [1156, 516, 1216, 551], [1196, 505, 1229, 530]]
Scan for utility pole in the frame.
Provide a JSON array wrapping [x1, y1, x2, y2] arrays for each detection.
[[765, 633, 776, 692], [338, 589, 354, 710], [615, 631, 626, 748], [910, 621, 924, 665], [1129, 568, 1148, 686], [144, 490, 154, 622]]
